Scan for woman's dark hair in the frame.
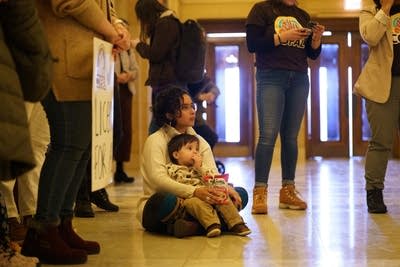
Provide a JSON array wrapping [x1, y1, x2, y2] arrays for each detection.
[[167, 134, 199, 164], [373, 0, 381, 9], [268, 0, 299, 15], [153, 86, 189, 127], [135, 0, 168, 41]]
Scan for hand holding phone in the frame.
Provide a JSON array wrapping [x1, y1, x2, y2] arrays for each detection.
[[307, 21, 318, 29]]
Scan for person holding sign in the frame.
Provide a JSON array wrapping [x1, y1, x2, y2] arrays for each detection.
[[137, 87, 248, 238], [21, 0, 130, 265]]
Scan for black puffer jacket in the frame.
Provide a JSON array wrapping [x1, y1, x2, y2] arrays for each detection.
[[0, 0, 52, 179]]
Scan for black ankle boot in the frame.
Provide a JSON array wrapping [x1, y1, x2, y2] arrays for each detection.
[[114, 170, 135, 183], [74, 200, 95, 218], [366, 189, 387, 213], [90, 188, 119, 212]]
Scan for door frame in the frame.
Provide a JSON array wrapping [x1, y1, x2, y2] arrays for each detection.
[[199, 19, 255, 157]]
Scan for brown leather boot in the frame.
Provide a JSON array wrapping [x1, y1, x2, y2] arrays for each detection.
[[58, 216, 100, 254], [8, 217, 27, 243], [21, 223, 87, 264]]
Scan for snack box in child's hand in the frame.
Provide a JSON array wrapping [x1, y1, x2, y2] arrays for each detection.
[[203, 173, 229, 204]]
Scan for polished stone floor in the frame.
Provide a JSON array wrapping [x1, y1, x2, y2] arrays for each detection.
[[44, 157, 400, 267]]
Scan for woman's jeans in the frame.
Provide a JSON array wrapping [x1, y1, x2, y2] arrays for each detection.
[[365, 76, 400, 190], [254, 69, 309, 186], [35, 91, 91, 224]]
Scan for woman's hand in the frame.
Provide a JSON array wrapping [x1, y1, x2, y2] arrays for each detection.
[[227, 185, 242, 209], [311, 24, 325, 41], [279, 28, 311, 43], [198, 92, 217, 104], [310, 23, 325, 49], [117, 72, 131, 83], [113, 23, 131, 52], [193, 186, 224, 204]]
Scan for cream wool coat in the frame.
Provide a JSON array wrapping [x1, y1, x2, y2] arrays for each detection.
[[354, 5, 394, 103], [137, 125, 218, 225], [35, 0, 118, 101]]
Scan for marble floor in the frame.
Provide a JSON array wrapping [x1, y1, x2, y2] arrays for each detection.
[[45, 157, 400, 267]]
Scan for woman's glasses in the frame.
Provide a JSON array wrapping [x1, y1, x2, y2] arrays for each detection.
[[181, 103, 197, 111]]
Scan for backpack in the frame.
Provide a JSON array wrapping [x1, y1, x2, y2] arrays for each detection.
[[175, 19, 207, 83]]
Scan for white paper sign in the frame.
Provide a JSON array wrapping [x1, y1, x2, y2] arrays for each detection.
[[91, 37, 114, 191]]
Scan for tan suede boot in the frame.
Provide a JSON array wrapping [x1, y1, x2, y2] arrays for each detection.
[[279, 184, 307, 210], [252, 186, 268, 214]]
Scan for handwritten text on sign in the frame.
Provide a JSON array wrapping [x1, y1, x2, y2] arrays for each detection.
[[91, 37, 114, 191]]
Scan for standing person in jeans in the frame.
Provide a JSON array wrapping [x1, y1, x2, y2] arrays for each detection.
[[21, 0, 130, 265], [132, 0, 185, 134], [246, 0, 324, 214], [354, 0, 400, 213]]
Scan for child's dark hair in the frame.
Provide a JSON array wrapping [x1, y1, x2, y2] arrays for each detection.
[[168, 134, 199, 164], [152, 86, 189, 127], [135, 0, 168, 41]]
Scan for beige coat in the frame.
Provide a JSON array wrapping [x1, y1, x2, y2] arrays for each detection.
[[354, 5, 394, 103], [35, 0, 118, 101]]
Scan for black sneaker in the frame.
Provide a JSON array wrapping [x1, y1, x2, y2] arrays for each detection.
[[366, 189, 387, 214], [90, 189, 119, 212], [114, 171, 134, 183]]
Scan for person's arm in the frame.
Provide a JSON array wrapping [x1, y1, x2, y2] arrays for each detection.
[[246, 24, 276, 53], [117, 50, 139, 84], [126, 49, 139, 81], [50, 0, 127, 49], [359, 4, 391, 47], [305, 23, 323, 60], [136, 17, 179, 62]]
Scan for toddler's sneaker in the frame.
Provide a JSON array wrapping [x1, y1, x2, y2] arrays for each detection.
[[206, 224, 221, 238], [230, 223, 251, 236]]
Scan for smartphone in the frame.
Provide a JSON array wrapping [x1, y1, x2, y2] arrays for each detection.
[[300, 28, 312, 35], [307, 21, 318, 29]]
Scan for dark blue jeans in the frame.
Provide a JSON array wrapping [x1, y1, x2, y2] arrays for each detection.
[[254, 69, 309, 186], [35, 91, 91, 224]]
